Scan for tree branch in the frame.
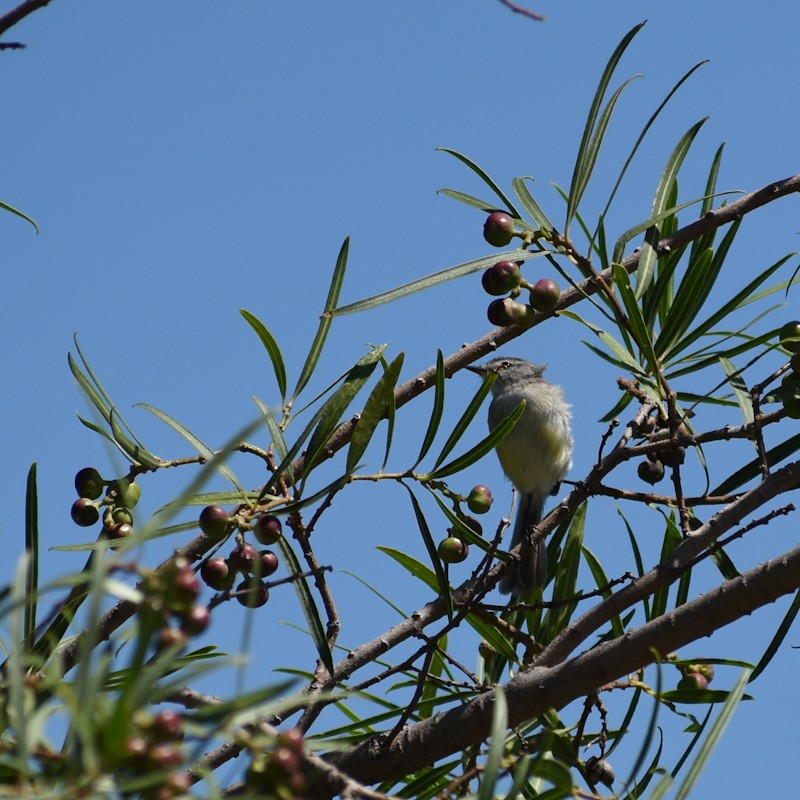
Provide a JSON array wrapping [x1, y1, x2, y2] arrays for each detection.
[[0, 0, 57, 44], [313, 542, 800, 794]]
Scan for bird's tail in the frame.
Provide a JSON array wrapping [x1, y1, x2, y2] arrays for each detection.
[[499, 493, 546, 596]]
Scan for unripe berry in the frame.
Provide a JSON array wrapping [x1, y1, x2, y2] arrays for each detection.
[[779, 320, 800, 352], [487, 298, 533, 328], [466, 485, 493, 514], [253, 514, 282, 545], [198, 505, 230, 540], [483, 212, 516, 247], [236, 577, 269, 608], [529, 278, 561, 311], [481, 261, 521, 296], [71, 498, 100, 527], [200, 557, 235, 591], [437, 536, 469, 563], [457, 515, 483, 538], [74, 467, 104, 500], [105, 522, 134, 541], [677, 672, 709, 691], [112, 477, 141, 508]]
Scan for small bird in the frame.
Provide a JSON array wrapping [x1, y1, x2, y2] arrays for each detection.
[[467, 357, 573, 595]]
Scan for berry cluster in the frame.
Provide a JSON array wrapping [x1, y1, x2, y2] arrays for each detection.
[[71, 467, 141, 542], [779, 321, 800, 418], [481, 212, 561, 328], [246, 728, 306, 796], [198, 506, 283, 609], [437, 485, 493, 565], [122, 709, 190, 800]]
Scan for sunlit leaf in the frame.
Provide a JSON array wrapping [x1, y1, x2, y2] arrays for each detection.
[[437, 148, 522, 217], [413, 350, 445, 469], [292, 236, 349, 399], [240, 309, 287, 402], [347, 352, 404, 472]]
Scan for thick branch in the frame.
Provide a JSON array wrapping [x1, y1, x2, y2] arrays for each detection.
[[315, 543, 800, 794], [0, 0, 56, 41]]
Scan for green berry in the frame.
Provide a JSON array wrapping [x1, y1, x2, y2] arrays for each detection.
[[112, 477, 141, 508], [466, 485, 493, 514], [779, 320, 800, 352], [437, 536, 469, 563], [677, 672, 708, 691], [74, 467, 104, 500], [487, 298, 533, 328]]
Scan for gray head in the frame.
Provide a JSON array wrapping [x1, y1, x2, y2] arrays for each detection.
[[466, 357, 548, 392]]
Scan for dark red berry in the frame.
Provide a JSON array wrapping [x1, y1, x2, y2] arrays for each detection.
[[200, 557, 235, 591], [71, 498, 100, 527], [199, 505, 230, 540], [481, 261, 521, 295], [253, 514, 282, 545], [483, 212, 516, 247], [152, 709, 183, 741], [181, 604, 211, 635], [529, 278, 561, 311], [258, 550, 279, 577], [74, 467, 104, 500], [228, 542, 258, 573], [236, 577, 269, 608]]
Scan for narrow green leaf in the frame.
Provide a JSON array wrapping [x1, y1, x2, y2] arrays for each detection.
[[543, 502, 586, 634], [663, 252, 793, 364], [292, 236, 349, 399], [597, 60, 708, 244], [302, 345, 386, 478], [340, 570, 408, 619], [376, 546, 439, 592], [651, 515, 681, 619], [566, 21, 646, 233], [478, 686, 508, 800], [24, 464, 39, 641], [673, 670, 751, 800], [432, 370, 496, 471], [634, 118, 709, 296], [750, 588, 800, 681], [436, 187, 499, 212], [689, 143, 726, 266], [613, 191, 731, 268], [252, 396, 291, 475], [436, 148, 521, 217], [0, 197, 40, 233], [347, 352, 404, 472], [613, 265, 661, 379], [428, 398, 525, 480], [710, 433, 800, 495], [657, 220, 741, 359], [512, 177, 555, 231], [137, 403, 248, 497], [240, 309, 287, 402], [718, 357, 754, 425], [276, 536, 334, 676], [581, 546, 625, 638], [327, 250, 548, 318], [413, 351, 446, 469], [404, 488, 453, 619], [561, 310, 648, 378]]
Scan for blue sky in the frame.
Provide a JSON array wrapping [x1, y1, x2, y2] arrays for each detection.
[[2, 1, 799, 795]]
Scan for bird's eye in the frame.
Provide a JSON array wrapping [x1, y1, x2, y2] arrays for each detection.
[[501, 360, 512, 369]]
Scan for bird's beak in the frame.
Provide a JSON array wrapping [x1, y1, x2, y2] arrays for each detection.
[[466, 364, 486, 376]]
